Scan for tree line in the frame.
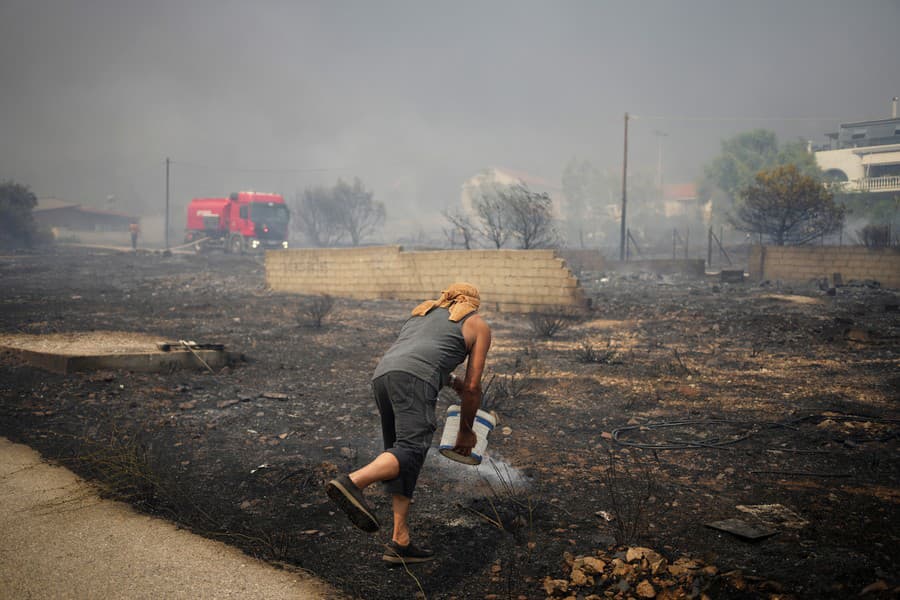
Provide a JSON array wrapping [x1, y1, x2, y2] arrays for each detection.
[[561, 129, 859, 249], [5, 127, 895, 250]]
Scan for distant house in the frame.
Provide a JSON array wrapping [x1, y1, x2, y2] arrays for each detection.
[[34, 198, 138, 233], [661, 183, 697, 217], [813, 117, 900, 193]]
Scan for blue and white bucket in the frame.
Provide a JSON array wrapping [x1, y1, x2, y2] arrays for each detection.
[[439, 405, 497, 465]]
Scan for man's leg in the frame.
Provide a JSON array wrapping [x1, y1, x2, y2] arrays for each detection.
[[325, 376, 398, 533], [381, 492, 434, 563], [350, 452, 400, 489], [391, 494, 411, 545]]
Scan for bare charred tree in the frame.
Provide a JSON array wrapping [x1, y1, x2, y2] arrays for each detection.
[[293, 178, 385, 247], [291, 187, 345, 247], [732, 164, 844, 245], [501, 183, 559, 249], [441, 209, 478, 249], [333, 177, 385, 246], [472, 184, 512, 249]]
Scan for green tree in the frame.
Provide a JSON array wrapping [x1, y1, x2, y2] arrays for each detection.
[[733, 164, 844, 245], [701, 129, 822, 222], [0, 180, 38, 248]]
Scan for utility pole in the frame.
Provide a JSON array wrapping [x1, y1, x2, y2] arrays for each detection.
[[619, 112, 629, 261], [165, 157, 170, 251]]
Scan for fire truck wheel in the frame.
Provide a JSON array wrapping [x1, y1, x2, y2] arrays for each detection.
[[229, 235, 244, 255]]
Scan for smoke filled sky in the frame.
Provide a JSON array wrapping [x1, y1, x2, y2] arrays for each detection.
[[2, 0, 898, 236]]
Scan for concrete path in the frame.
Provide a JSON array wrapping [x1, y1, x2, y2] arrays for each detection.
[[0, 437, 341, 599]]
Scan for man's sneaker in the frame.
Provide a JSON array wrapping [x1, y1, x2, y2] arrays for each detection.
[[325, 474, 380, 533], [382, 540, 435, 564]]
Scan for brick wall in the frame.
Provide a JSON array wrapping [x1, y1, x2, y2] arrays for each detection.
[[266, 246, 589, 312], [749, 245, 900, 289]]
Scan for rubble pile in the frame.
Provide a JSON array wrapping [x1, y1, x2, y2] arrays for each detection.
[[541, 546, 792, 600]]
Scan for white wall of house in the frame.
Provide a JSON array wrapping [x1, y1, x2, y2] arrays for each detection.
[[815, 143, 900, 192]]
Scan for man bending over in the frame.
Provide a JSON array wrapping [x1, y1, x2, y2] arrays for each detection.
[[326, 282, 492, 564]]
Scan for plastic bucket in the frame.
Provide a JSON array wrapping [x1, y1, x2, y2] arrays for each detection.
[[438, 405, 496, 465]]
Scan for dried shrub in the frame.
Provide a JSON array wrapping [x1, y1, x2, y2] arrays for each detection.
[[573, 339, 620, 364], [462, 460, 535, 537], [600, 449, 667, 546], [481, 372, 531, 412], [528, 308, 583, 338], [68, 430, 163, 510], [298, 294, 335, 328]]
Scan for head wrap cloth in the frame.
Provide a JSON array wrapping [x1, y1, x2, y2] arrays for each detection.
[[411, 282, 480, 322]]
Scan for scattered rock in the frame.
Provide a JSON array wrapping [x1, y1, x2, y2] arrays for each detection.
[[569, 567, 591, 586], [542, 577, 568, 595], [635, 579, 656, 598]]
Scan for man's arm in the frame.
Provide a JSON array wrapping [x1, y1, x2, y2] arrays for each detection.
[[451, 315, 491, 456]]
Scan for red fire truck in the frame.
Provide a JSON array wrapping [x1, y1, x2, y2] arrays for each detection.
[[184, 191, 290, 253]]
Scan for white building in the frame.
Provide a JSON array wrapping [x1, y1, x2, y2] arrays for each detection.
[[814, 116, 900, 193]]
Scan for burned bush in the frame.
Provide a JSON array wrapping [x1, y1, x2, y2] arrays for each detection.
[[573, 339, 620, 364], [481, 371, 532, 412], [528, 308, 584, 338], [297, 294, 335, 328]]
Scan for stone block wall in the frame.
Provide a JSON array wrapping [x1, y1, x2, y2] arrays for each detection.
[[749, 245, 900, 289], [266, 246, 588, 312]]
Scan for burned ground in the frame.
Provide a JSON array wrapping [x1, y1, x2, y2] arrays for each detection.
[[0, 247, 897, 599]]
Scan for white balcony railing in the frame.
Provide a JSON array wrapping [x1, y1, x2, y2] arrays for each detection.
[[858, 176, 900, 192]]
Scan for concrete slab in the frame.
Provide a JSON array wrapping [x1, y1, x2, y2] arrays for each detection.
[[0, 437, 340, 599], [0, 332, 228, 374]]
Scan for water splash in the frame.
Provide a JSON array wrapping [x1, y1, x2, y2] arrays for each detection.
[[429, 451, 530, 490]]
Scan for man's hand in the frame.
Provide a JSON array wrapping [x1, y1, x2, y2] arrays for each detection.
[[453, 427, 477, 456], [449, 372, 463, 393]]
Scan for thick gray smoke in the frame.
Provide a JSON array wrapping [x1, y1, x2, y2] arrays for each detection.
[[2, 0, 898, 242]]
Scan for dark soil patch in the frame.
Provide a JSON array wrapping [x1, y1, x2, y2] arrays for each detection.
[[1, 247, 897, 599]]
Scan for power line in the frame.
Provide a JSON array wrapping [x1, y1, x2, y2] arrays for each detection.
[[633, 115, 852, 123], [169, 159, 353, 174]]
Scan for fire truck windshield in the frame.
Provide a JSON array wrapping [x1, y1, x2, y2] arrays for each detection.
[[250, 202, 289, 222]]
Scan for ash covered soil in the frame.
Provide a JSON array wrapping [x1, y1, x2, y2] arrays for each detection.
[[0, 247, 897, 600]]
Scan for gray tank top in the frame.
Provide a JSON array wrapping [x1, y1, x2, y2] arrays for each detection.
[[373, 307, 471, 391]]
